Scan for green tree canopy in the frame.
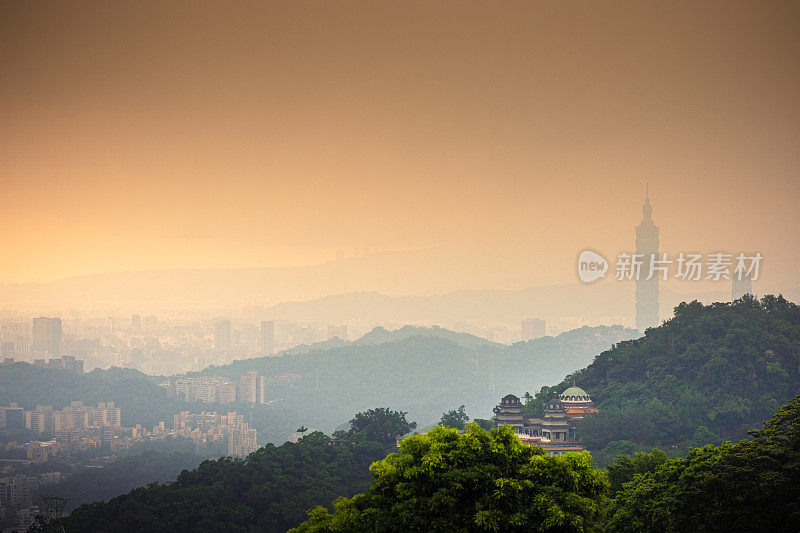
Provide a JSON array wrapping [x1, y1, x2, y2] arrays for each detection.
[[347, 407, 418, 446], [290, 424, 608, 532], [605, 394, 800, 531], [439, 405, 470, 430]]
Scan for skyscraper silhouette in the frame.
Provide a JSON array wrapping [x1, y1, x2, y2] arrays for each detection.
[[260, 320, 275, 356], [732, 271, 753, 300], [32, 317, 62, 356], [635, 186, 660, 332], [214, 319, 232, 352]]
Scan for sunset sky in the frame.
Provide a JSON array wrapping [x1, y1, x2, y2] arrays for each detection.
[[1, 1, 798, 295]]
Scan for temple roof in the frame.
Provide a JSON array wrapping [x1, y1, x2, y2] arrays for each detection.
[[559, 386, 592, 403]]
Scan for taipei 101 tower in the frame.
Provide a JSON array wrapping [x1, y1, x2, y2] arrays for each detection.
[[635, 186, 660, 332]]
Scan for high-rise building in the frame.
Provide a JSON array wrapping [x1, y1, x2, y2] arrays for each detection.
[[521, 318, 546, 340], [244, 324, 259, 353], [1, 323, 29, 339], [732, 271, 753, 300], [25, 405, 61, 435], [62, 401, 91, 429], [31, 317, 62, 356], [227, 417, 259, 456], [239, 371, 267, 404], [326, 324, 348, 340], [96, 402, 122, 427], [635, 188, 660, 332], [217, 382, 238, 404], [214, 319, 232, 352], [14, 337, 31, 357], [0, 403, 25, 429], [260, 320, 275, 356], [24, 402, 121, 434], [60, 355, 84, 373], [0, 474, 37, 509], [32, 355, 84, 373]]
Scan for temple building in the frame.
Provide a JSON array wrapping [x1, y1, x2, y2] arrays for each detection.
[[494, 385, 598, 455]]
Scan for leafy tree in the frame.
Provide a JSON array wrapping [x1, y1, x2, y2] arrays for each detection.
[[522, 384, 569, 416], [604, 448, 669, 497], [687, 426, 721, 448], [290, 424, 608, 532], [347, 407, 417, 446], [605, 395, 800, 531], [439, 405, 470, 430], [600, 440, 640, 461], [472, 418, 496, 431]]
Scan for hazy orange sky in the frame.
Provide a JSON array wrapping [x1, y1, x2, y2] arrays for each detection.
[[1, 1, 798, 293]]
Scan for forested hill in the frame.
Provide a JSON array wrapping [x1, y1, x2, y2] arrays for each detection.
[[0, 365, 176, 428], [199, 324, 637, 432], [531, 295, 800, 453], [63, 408, 416, 533], [273, 324, 500, 356], [353, 325, 499, 348]]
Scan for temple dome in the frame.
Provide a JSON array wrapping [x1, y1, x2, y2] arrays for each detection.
[[559, 386, 591, 403]]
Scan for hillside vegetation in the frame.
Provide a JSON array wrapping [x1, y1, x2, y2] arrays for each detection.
[[62, 396, 800, 532], [525, 295, 800, 454], [63, 409, 415, 533], [604, 395, 800, 532]]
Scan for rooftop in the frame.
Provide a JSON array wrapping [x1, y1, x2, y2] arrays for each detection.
[[559, 386, 592, 403]]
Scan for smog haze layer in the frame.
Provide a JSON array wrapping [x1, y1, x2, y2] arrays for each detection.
[[1, 0, 798, 303]]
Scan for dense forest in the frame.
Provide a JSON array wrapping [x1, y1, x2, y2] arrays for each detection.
[[523, 295, 800, 457], [61, 409, 416, 532], [291, 395, 800, 532], [47, 449, 204, 513], [56, 396, 800, 532], [603, 395, 800, 532]]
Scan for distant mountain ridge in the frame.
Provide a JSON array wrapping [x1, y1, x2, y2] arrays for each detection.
[[201, 324, 639, 433], [280, 325, 500, 356], [354, 325, 499, 348], [4, 259, 790, 327]]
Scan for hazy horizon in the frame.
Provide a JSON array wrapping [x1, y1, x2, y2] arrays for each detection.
[[2, 0, 799, 295]]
